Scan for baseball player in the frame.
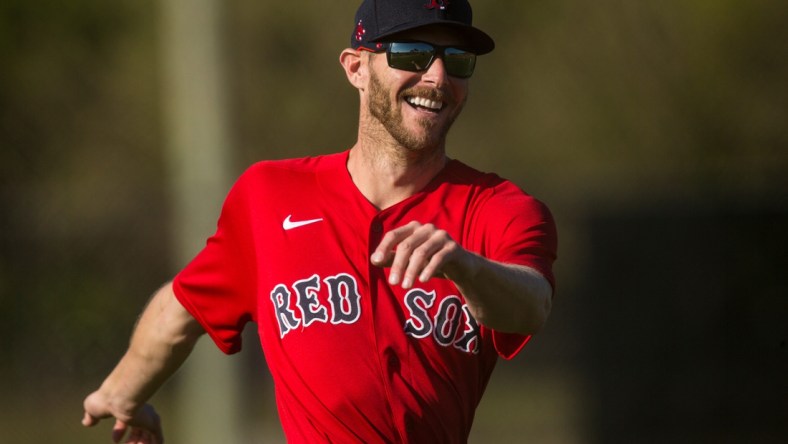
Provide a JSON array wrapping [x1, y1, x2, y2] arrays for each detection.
[[82, 0, 558, 443]]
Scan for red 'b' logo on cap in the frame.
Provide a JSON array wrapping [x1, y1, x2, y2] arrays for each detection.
[[354, 20, 366, 41], [424, 0, 449, 10]]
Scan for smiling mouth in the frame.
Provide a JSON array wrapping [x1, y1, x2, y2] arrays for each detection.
[[405, 95, 444, 112]]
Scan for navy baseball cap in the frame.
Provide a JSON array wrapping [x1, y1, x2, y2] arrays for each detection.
[[350, 0, 495, 55]]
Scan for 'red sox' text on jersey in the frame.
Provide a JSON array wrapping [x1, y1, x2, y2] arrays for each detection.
[[173, 150, 557, 443]]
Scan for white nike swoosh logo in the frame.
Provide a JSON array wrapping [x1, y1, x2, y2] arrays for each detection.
[[282, 214, 323, 231]]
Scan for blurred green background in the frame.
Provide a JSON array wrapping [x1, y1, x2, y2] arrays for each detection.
[[1, 0, 786, 442]]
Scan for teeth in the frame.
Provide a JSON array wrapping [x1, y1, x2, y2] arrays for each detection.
[[407, 96, 443, 110]]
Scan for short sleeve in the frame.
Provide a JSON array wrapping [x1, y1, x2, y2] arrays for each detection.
[[488, 191, 557, 289], [477, 184, 558, 359], [173, 170, 259, 354]]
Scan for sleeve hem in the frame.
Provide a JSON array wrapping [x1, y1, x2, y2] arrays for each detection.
[[492, 330, 531, 360], [172, 276, 242, 355]]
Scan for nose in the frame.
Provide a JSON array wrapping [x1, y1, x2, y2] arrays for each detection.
[[422, 56, 449, 86]]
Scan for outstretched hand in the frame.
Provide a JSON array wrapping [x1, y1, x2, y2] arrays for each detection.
[[370, 220, 553, 334], [82, 391, 163, 444], [371, 221, 474, 289]]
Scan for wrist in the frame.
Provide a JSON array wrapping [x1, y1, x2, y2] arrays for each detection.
[[443, 250, 483, 285], [97, 378, 143, 423]]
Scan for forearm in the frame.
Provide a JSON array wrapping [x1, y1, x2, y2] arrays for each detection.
[[448, 253, 553, 335], [371, 221, 553, 334], [96, 283, 204, 421]]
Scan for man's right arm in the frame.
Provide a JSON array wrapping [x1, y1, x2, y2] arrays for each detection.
[[82, 282, 205, 443]]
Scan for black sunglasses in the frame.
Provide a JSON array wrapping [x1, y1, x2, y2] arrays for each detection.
[[372, 42, 477, 79]]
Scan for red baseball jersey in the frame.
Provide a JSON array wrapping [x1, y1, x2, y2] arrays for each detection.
[[173, 150, 557, 443]]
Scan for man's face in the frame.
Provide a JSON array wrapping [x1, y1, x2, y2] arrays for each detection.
[[363, 28, 470, 152]]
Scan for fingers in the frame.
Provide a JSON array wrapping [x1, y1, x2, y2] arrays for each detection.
[[371, 221, 420, 268], [123, 426, 157, 444], [387, 224, 435, 288], [399, 230, 450, 288], [83, 401, 162, 444], [122, 404, 163, 444], [416, 240, 459, 284], [114, 420, 162, 444], [371, 221, 462, 289], [113, 420, 129, 443]]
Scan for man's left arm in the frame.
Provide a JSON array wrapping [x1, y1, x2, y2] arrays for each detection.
[[371, 221, 553, 335]]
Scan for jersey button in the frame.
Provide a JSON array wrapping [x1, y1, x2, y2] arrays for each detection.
[[386, 351, 400, 372], [371, 221, 383, 234]]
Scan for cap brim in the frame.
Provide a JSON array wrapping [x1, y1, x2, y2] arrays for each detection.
[[374, 21, 495, 55]]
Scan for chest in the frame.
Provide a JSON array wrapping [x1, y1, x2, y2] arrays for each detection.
[[249, 187, 490, 359]]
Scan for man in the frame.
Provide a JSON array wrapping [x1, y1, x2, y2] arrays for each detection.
[[82, 0, 557, 442]]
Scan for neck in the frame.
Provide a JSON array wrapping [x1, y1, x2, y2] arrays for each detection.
[[347, 137, 448, 210]]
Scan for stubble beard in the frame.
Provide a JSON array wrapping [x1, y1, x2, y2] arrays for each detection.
[[367, 67, 464, 153]]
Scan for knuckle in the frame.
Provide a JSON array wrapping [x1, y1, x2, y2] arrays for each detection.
[[410, 248, 429, 261], [381, 231, 397, 242], [403, 220, 421, 231], [430, 249, 448, 263], [397, 240, 413, 252]]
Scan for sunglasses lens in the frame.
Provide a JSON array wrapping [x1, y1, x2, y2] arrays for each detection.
[[386, 43, 476, 78], [387, 42, 435, 72], [444, 48, 476, 78]]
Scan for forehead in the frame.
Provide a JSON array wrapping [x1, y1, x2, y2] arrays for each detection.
[[385, 25, 467, 47]]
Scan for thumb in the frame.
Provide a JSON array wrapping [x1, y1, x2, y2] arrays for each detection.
[[82, 411, 98, 427]]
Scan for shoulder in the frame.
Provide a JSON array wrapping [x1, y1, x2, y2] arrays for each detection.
[[443, 159, 549, 213], [230, 151, 346, 191], [444, 162, 557, 273], [221, 151, 347, 208], [440, 160, 555, 253], [242, 151, 346, 179]]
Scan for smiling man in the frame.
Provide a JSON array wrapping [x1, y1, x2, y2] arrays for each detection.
[[82, 1, 558, 443]]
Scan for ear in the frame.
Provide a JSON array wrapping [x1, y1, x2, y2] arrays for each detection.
[[339, 48, 367, 90]]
